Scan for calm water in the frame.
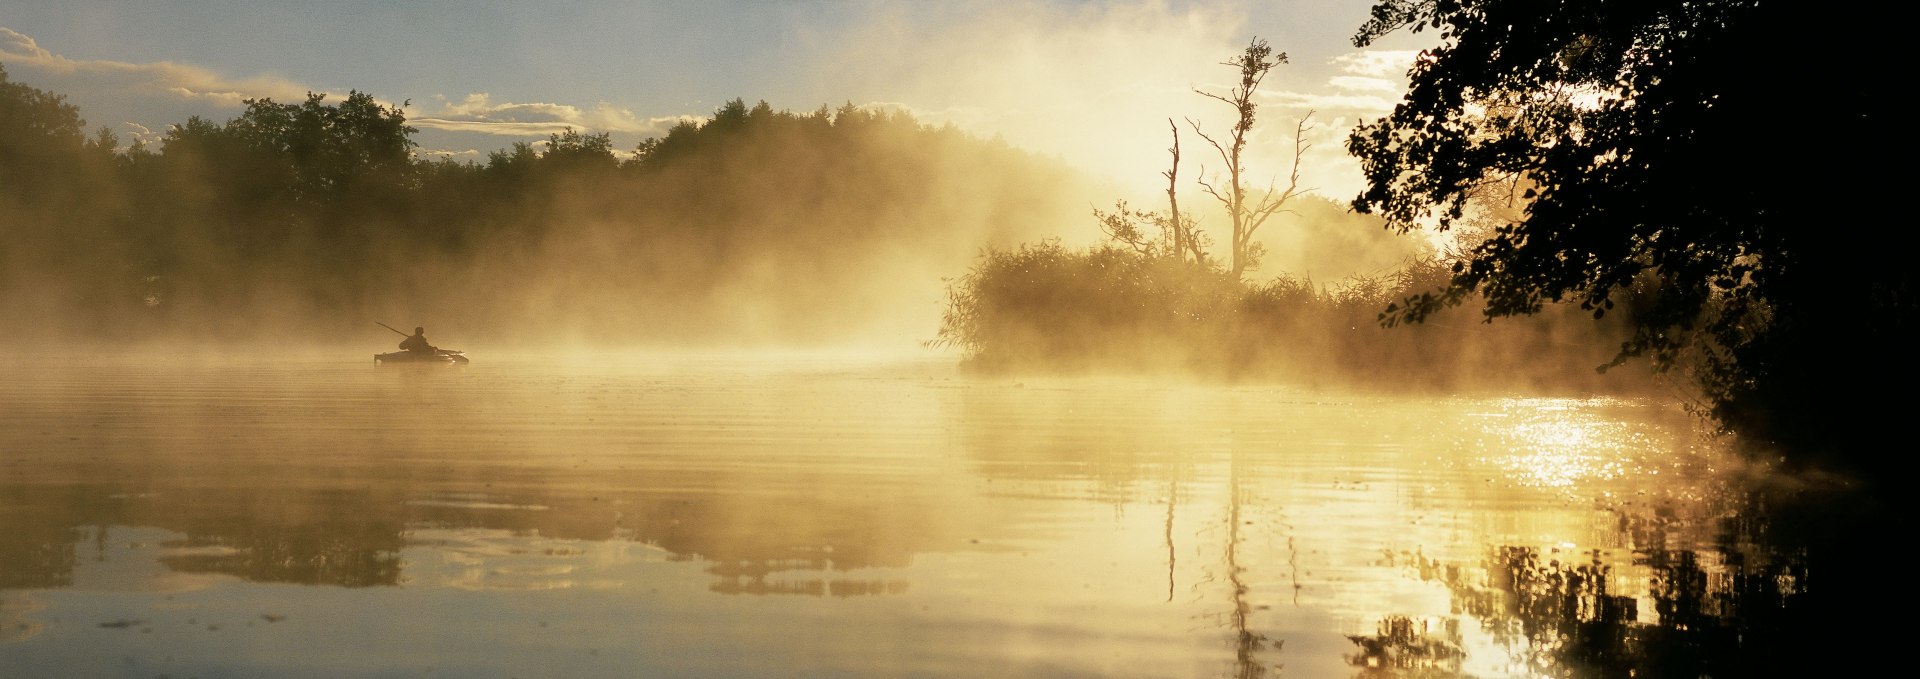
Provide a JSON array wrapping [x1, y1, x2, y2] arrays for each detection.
[[0, 352, 1858, 678]]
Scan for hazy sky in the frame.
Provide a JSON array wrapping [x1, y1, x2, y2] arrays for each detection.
[[2, 0, 1429, 200]]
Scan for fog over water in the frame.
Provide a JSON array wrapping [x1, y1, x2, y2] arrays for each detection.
[[0, 352, 1835, 678], [1, 9, 1886, 673]]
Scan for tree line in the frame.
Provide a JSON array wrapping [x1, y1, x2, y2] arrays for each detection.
[[0, 65, 1082, 345]]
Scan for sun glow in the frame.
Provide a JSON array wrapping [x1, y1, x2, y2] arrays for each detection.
[[1482, 399, 1640, 488]]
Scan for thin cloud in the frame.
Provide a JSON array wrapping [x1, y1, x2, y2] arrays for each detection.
[[414, 147, 484, 160], [1260, 89, 1399, 114], [583, 106, 696, 136], [5, 24, 700, 159], [441, 93, 579, 120], [441, 93, 510, 117], [119, 122, 161, 146], [1, 26, 311, 105], [163, 86, 250, 107], [1331, 49, 1420, 79], [422, 93, 697, 138], [409, 118, 580, 136], [1328, 76, 1399, 94]]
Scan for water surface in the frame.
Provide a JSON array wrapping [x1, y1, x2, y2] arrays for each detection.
[[0, 352, 1837, 677]]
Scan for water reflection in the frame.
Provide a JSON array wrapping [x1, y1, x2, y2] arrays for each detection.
[[0, 355, 1003, 603], [0, 482, 958, 596], [1346, 616, 1465, 676], [0, 354, 1874, 677], [0, 594, 47, 643], [1351, 486, 1874, 678]]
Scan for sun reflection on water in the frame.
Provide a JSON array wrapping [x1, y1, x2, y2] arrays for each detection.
[[1481, 398, 1651, 489], [0, 594, 47, 644], [0, 357, 1826, 678]]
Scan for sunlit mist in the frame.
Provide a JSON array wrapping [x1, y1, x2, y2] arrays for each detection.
[[800, 1, 1406, 203], [0, 1, 1886, 676]]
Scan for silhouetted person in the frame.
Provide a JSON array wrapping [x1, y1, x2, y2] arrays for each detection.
[[400, 327, 435, 355]]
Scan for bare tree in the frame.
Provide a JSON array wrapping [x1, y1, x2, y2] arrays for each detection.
[[1189, 37, 1314, 278], [1162, 118, 1208, 266], [1093, 119, 1211, 264]]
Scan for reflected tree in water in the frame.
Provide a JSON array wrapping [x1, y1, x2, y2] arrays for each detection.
[[1355, 505, 1824, 678], [156, 525, 404, 588], [0, 526, 78, 590], [707, 575, 910, 597], [1209, 444, 1283, 679], [1345, 615, 1465, 677], [0, 486, 407, 588], [0, 474, 954, 595], [1455, 546, 1648, 676]]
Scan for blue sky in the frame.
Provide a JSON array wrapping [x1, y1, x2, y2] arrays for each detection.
[[2, 1, 1430, 198]]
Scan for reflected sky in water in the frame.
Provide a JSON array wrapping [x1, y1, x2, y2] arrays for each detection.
[[0, 352, 1848, 677]]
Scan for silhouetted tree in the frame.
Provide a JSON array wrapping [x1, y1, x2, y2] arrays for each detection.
[[0, 63, 141, 321], [541, 127, 617, 173], [1160, 118, 1207, 266], [0, 64, 88, 190], [487, 140, 541, 175], [226, 91, 415, 204], [0, 64, 121, 206], [1188, 38, 1312, 278], [3, 61, 1091, 341], [1349, 0, 1904, 470]]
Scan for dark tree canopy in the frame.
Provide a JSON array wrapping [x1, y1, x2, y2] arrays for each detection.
[[0, 69, 1082, 347], [540, 128, 618, 173], [0, 64, 114, 198], [224, 91, 416, 202], [1349, 0, 1906, 470]]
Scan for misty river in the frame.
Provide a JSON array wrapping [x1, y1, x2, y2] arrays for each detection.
[[0, 352, 1845, 678]]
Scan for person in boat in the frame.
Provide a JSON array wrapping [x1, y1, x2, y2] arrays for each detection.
[[399, 327, 436, 355]]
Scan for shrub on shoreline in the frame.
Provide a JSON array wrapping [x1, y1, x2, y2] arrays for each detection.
[[934, 240, 1657, 395]]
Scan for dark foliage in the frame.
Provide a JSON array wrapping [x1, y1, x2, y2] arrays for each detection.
[[0, 69, 1078, 345], [1348, 1, 1907, 473], [1368, 483, 1888, 678], [933, 235, 1651, 393], [932, 240, 1241, 372]]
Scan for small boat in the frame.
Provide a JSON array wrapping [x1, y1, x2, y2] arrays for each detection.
[[375, 349, 469, 364]]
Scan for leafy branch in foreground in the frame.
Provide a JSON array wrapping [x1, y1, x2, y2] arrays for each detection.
[[1348, 0, 1905, 469]]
